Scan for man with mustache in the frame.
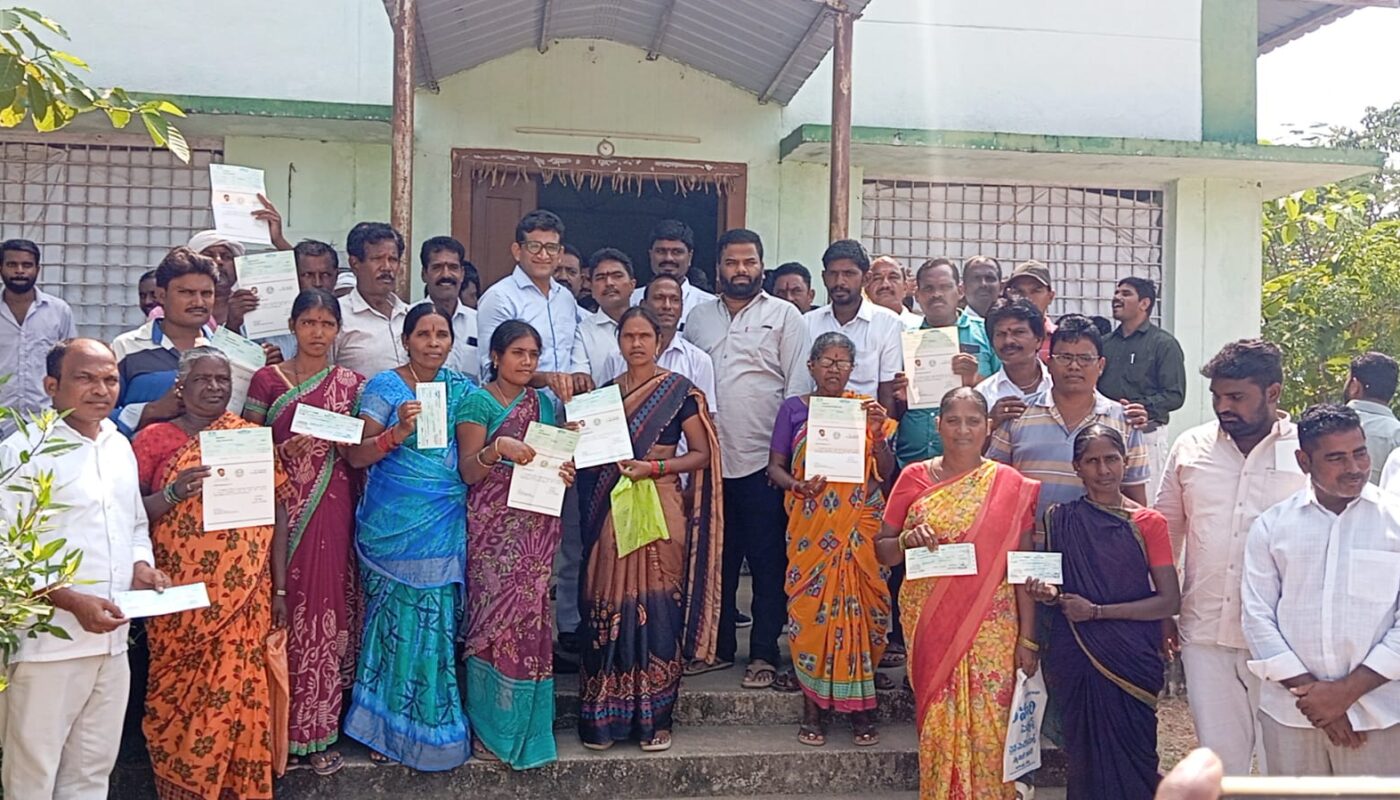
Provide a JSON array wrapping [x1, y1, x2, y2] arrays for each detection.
[[555, 243, 586, 301], [1242, 403, 1400, 777], [685, 228, 808, 688], [1099, 277, 1186, 499], [865, 255, 923, 329], [975, 298, 1054, 429], [0, 238, 78, 437], [630, 219, 715, 328], [334, 222, 410, 378], [1343, 353, 1400, 485], [137, 270, 160, 318], [1156, 339, 1307, 776], [415, 235, 478, 375], [1003, 260, 1057, 363], [771, 262, 816, 314], [572, 248, 636, 388], [961, 254, 1002, 319], [803, 239, 903, 409]]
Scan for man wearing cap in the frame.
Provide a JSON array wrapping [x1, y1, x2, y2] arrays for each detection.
[[1004, 260, 1056, 364]]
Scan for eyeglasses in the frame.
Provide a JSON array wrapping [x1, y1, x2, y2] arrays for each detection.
[[1049, 353, 1100, 367], [521, 241, 564, 256], [814, 357, 854, 370]]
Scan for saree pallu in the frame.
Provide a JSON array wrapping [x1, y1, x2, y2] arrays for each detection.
[[343, 373, 471, 772], [783, 394, 897, 713], [1042, 499, 1163, 800], [576, 373, 723, 746], [135, 412, 282, 800], [463, 388, 561, 769], [245, 364, 364, 756], [902, 461, 1038, 800]]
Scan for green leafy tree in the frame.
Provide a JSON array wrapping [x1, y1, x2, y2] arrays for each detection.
[[0, 6, 188, 160]]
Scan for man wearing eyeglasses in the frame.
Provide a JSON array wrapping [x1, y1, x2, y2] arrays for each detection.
[[630, 219, 715, 329], [987, 313, 1150, 520]]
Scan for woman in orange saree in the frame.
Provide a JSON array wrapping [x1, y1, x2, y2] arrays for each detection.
[[875, 387, 1040, 800], [133, 348, 290, 800]]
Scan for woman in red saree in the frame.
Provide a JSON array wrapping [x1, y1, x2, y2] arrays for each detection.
[[133, 347, 290, 800], [243, 289, 365, 775], [875, 387, 1040, 800]]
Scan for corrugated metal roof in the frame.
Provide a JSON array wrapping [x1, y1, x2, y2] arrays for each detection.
[[1259, 0, 1398, 53], [389, 0, 871, 104]]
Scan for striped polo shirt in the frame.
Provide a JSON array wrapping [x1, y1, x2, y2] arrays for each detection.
[[985, 390, 1149, 520]]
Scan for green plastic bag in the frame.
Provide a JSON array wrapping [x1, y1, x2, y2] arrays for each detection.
[[611, 475, 670, 558]]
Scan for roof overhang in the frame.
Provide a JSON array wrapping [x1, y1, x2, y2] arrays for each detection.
[[388, 0, 869, 104], [780, 125, 1385, 199], [1259, 0, 1399, 53]]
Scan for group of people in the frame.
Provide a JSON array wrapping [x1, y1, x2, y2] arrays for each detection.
[[1, 198, 1398, 800]]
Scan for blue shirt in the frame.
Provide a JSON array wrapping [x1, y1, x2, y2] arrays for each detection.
[[475, 265, 584, 383], [894, 312, 1000, 467]]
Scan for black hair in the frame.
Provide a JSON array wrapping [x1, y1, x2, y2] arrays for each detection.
[[984, 297, 1046, 340], [293, 239, 340, 271], [402, 302, 454, 347], [589, 247, 634, 278], [648, 219, 695, 252], [916, 257, 959, 285], [1201, 339, 1284, 390], [643, 273, 684, 301], [515, 209, 565, 243], [1117, 276, 1158, 314], [963, 254, 1001, 280], [1072, 423, 1127, 462], [1350, 351, 1399, 403], [461, 262, 480, 293], [716, 228, 764, 262], [616, 306, 662, 340], [821, 239, 871, 272], [488, 320, 543, 380], [1089, 316, 1113, 337], [772, 262, 812, 288], [290, 288, 342, 327], [1050, 314, 1104, 357], [419, 235, 465, 270], [810, 331, 856, 363], [1, 238, 40, 265], [1298, 403, 1363, 455], [138, 269, 156, 284], [939, 385, 989, 418], [562, 243, 582, 261], [346, 222, 404, 261], [153, 246, 219, 289]]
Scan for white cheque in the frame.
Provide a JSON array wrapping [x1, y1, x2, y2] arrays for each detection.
[[114, 583, 211, 619], [905, 542, 978, 579], [1006, 552, 1063, 585]]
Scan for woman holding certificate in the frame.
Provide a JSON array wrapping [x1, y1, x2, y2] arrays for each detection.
[[765, 332, 898, 747], [133, 347, 290, 800], [460, 320, 576, 769], [874, 387, 1040, 800], [243, 288, 364, 775], [1025, 425, 1179, 800], [574, 307, 723, 753], [342, 303, 476, 771]]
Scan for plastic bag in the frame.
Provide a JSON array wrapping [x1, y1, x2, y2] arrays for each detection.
[[611, 475, 669, 558], [1003, 667, 1046, 782], [266, 627, 290, 777]]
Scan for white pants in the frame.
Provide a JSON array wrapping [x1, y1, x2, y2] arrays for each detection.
[[0, 652, 129, 800], [1180, 642, 1265, 775], [553, 484, 583, 634], [1144, 425, 1170, 504], [1260, 714, 1400, 776]]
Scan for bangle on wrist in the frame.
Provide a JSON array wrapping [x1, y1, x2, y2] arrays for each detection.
[[656, 459, 666, 476], [274, 588, 287, 597], [163, 483, 181, 504], [1018, 636, 1040, 652]]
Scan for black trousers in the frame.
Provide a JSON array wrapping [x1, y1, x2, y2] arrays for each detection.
[[717, 469, 788, 665]]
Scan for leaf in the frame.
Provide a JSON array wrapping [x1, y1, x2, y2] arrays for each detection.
[[49, 50, 86, 69], [103, 105, 129, 128], [163, 122, 190, 163], [9, 7, 66, 38], [140, 111, 167, 147], [0, 10, 21, 32]]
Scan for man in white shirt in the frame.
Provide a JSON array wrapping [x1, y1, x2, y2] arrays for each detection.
[[1343, 352, 1400, 484], [604, 274, 715, 409], [803, 239, 903, 409], [0, 238, 78, 437], [975, 298, 1053, 427], [335, 222, 409, 378], [1156, 339, 1308, 774], [0, 338, 170, 800], [630, 219, 715, 328], [415, 236, 478, 376], [573, 248, 636, 388], [865, 255, 923, 330], [1243, 403, 1400, 776]]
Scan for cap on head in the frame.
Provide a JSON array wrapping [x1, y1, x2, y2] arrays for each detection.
[[1009, 260, 1051, 288]]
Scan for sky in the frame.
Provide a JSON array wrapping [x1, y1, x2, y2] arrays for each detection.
[[1258, 6, 1400, 143]]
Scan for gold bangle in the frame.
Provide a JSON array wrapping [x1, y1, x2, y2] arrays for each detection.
[[898, 530, 913, 550], [1018, 637, 1039, 652]]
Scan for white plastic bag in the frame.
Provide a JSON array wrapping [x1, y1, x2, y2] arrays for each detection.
[[1003, 667, 1047, 783]]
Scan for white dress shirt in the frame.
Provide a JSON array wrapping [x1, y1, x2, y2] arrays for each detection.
[[685, 292, 809, 478], [631, 277, 715, 329], [0, 418, 153, 662], [1244, 482, 1400, 731], [898, 307, 924, 331], [602, 332, 717, 412], [335, 288, 408, 378], [414, 298, 478, 377], [802, 300, 904, 397], [0, 289, 78, 437], [477, 265, 584, 382], [572, 308, 622, 388], [1155, 415, 1308, 650], [974, 362, 1053, 404]]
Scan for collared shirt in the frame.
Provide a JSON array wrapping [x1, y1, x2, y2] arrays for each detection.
[[895, 314, 1000, 467], [685, 292, 809, 478], [573, 309, 622, 388], [986, 390, 1149, 519], [602, 332, 717, 412], [0, 289, 78, 437], [1243, 483, 1400, 731], [1349, 399, 1400, 484], [477, 265, 584, 382], [111, 318, 215, 436], [414, 298, 478, 377], [802, 300, 904, 397], [630, 277, 715, 328], [335, 289, 408, 378], [1155, 415, 1306, 651], [1098, 321, 1187, 425], [974, 361, 1053, 405], [0, 418, 153, 662], [898, 307, 924, 331]]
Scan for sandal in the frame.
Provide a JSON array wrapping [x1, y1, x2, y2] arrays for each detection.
[[368, 750, 395, 765], [741, 659, 776, 689], [640, 731, 672, 752], [798, 701, 827, 747], [852, 712, 880, 747], [582, 740, 615, 751], [308, 751, 345, 776], [770, 666, 802, 693], [472, 738, 502, 762], [874, 672, 897, 691], [879, 643, 907, 668], [684, 658, 734, 677]]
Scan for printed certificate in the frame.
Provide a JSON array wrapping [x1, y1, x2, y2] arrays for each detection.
[[207, 327, 267, 416], [804, 395, 865, 485], [199, 427, 275, 531], [901, 326, 961, 410], [236, 251, 299, 340], [565, 385, 634, 468], [209, 164, 271, 245], [507, 422, 580, 517]]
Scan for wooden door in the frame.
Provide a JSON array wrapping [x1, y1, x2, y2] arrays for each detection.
[[456, 175, 538, 290]]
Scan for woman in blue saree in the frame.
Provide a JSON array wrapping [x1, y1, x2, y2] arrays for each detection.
[[342, 304, 477, 770], [1026, 424, 1180, 800]]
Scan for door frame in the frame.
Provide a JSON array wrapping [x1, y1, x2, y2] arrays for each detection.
[[450, 148, 747, 269]]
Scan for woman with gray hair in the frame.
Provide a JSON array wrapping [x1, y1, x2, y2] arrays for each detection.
[[765, 331, 897, 746], [132, 345, 291, 800]]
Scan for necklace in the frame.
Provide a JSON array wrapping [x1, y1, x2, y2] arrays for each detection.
[[406, 360, 433, 384], [488, 380, 522, 407]]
